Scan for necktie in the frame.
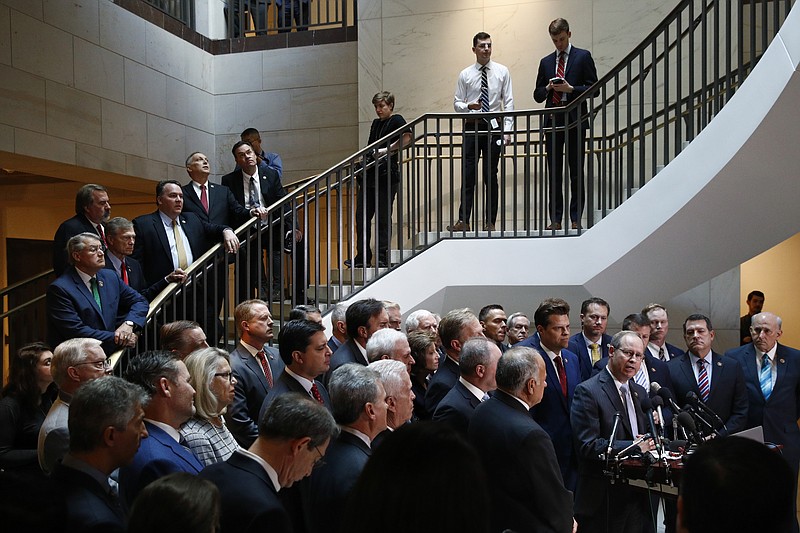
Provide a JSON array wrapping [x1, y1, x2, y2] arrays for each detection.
[[554, 355, 567, 397], [172, 219, 189, 269], [480, 65, 489, 112], [552, 51, 565, 104], [481, 393, 490, 402], [760, 353, 773, 401], [310, 383, 325, 404], [658, 346, 667, 362], [620, 384, 640, 436], [590, 343, 601, 364], [120, 259, 129, 285], [200, 184, 209, 213], [255, 350, 274, 388], [96, 224, 107, 246], [249, 176, 261, 209], [697, 359, 710, 402], [90, 277, 102, 310]]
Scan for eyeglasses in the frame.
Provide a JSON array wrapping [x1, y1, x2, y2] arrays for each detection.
[[313, 446, 326, 469], [214, 372, 234, 382], [74, 358, 111, 370], [616, 348, 644, 361]]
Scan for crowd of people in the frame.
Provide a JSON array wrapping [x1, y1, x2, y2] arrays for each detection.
[[1, 292, 798, 533]]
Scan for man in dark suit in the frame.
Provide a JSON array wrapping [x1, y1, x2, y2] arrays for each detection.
[[325, 298, 389, 384], [571, 331, 656, 533], [642, 303, 684, 362], [433, 337, 500, 436], [327, 302, 348, 353], [221, 140, 307, 301], [518, 297, 582, 492], [726, 312, 800, 479], [200, 393, 339, 533], [479, 303, 508, 353], [469, 346, 575, 533], [228, 299, 284, 448], [131, 179, 239, 341], [739, 290, 765, 345], [533, 18, 598, 230], [259, 319, 333, 422], [568, 297, 613, 381], [369, 359, 415, 438], [52, 183, 111, 275], [52, 377, 148, 533], [47, 232, 148, 355], [424, 308, 484, 414], [302, 364, 388, 533], [119, 351, 204, 508], [669, 314, 748, 437]]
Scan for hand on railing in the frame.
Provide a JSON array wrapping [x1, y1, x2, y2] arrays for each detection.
[[250, 206, 269, 220], [165, 269, 187, 284], [222, 229, 241, 254], [113, 323, 138, 348]]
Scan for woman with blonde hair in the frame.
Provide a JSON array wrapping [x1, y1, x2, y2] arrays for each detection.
[[180, 347, 240, 465]]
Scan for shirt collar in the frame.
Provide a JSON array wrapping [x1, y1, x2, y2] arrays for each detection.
[[236, 448, 281, 491], [458, 376, 486, 401], [145, 418, 181, 442], [341, 426, 372, 448]]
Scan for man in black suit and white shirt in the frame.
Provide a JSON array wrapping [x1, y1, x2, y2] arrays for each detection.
[[469, 346, 576, 533], [200, 393, 339, 533], [325, 298, 389, 384], [642, 303, 684, 362], [228, 299, 284, 448], [53, 184, 112, 275]]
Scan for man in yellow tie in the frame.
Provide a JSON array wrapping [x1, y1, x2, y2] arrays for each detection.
[[568, 297, 613, 381]]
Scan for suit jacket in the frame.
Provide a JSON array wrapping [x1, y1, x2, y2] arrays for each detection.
[[424, 355, 460, 415], [520, 334, 582, 492], [46, 267, 148, 355], [327, 336, 341, 354], [432, 380, 481, 436], [118, 421, 204, 509], [571, 369, 649, 520], [52, 214, 103, 276], [228, 342, 284, 448], [104, 254, 167, 302], [726, 342, 800, 472], [533, 45, 598, 126], [130, 210, 228, 288], [468, 390, 574, 533], [323, 338, 367, 386], [181, 181, 250, 228], [648, 341, 684, 361], [199, 450, 292, 533], [302, 430, 371, 533], [52, 461, 126, 533], [259, 370, 331, 423], [569, 332, 612, 381], [667, 351, 748, 436]]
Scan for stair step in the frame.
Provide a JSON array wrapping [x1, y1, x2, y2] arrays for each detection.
[[329, 267, 388, 284], [308, 284, 357, 303]]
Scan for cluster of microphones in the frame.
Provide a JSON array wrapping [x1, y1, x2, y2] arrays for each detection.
[[605, 382, 727, 464]]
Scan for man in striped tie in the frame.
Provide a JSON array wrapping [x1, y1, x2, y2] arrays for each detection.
[[667, 314, 748, 438]]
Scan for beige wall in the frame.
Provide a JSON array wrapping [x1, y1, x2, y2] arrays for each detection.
[[741, 232, 800, 348]]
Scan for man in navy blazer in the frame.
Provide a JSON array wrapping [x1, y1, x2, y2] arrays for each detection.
[[259, 319, 333, 422], [200, 393, 339, 533], [533, 18, 598, 229], [131, 180, 239, 340], [52, 184, 111, 275], [518, 298, 582, 491], [568, 297, 613, 381], [726, 312, 800, 478], [302, 364, 387, 533], [642, 303, 684, 362], [221, 140, 307, 301], [433, 337, 501, 436], [572, 331, 655, 533], [104, 217, 170, 302], [47, 233, 148, 355], [325, 298, 389, 385], [669, 314, 748, 437], [119, 351, 204, 509], [469, 346, 575, 533], [228, 299, 284, 448]]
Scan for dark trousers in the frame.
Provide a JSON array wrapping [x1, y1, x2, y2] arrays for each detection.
[[279, 0, 309, 32], [224, 0, 267, 37], [459, 128, 501, 225], [355, 177, 399, 265], [545, 118, 587, 224], [238, 227, 308, 302]]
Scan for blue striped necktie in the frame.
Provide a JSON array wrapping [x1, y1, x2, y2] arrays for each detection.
[[697, 359, 710, 402], [760, 353, 773, 401]]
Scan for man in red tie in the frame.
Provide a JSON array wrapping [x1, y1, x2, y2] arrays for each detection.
[[228, 299, 285, 448]]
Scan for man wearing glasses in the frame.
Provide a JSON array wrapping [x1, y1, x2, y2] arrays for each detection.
[[571, 330, 655, 533], [47, 232, 148, 356], [38, 337, 112, 474]]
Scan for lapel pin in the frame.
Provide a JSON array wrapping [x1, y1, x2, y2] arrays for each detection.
[[97, 280, 104, 287], [716, 361, 722, 367], [780, 358, 786, 364]]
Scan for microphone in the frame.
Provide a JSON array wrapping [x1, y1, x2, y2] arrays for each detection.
[[677, 411, 702, 445], [652, 382, 682, 414], [685, 391, 727, 433], [606, 412, 621, 462], [617, 433, 652, 460], [638, 395, 663, 457], [651, 395, 667, 442]]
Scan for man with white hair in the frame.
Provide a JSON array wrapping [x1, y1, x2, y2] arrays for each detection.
[[369, 359, 415, 447], [328, 302, 348, 353], [366, 328, 415, 373], [383, 301, 402, 331], [404, 309, 438, 335]]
